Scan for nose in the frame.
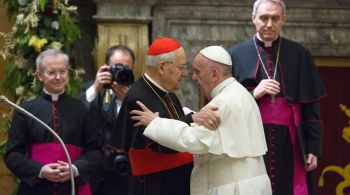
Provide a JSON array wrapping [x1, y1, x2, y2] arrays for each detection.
[[55, 73, 62, 79], [267, 18, 273, 27]]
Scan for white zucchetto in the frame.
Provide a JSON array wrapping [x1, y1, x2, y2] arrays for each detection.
[[200, 46, 232, 66]]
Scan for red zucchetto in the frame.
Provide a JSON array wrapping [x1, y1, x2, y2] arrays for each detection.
[[147, 37, 182, 56]]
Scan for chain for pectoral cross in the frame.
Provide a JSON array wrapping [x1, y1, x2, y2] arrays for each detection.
[[253, 36, 281, 103], [143, 75, 180, 119]]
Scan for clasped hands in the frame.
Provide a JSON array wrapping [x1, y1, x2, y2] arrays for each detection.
[[130, 101, 220, 130], [41, 160, 76, 183]]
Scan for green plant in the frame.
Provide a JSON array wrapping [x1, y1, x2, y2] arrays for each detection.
[[0, 0, 84, 193], [0, 0, 84, 103]]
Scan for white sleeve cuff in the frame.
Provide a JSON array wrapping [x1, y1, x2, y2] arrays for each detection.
[[38, 167, 44, 178], [182, 107, 194, 115], [86, 85, 97, 102], [72, 164, 79, 177]]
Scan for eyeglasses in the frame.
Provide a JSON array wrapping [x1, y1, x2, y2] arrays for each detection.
[[42, 69, 68, 77], [165, 61, 188, 72]]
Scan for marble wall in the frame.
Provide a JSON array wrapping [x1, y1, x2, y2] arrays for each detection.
[[151, 0, 350, 109], [86, 0, 350, 110]]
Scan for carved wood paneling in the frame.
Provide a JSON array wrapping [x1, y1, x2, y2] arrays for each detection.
[[96, 23, 149, 79]]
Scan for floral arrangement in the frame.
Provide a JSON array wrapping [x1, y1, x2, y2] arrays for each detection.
[[0, 0, 84, 104], [0, 0, 84, 187]]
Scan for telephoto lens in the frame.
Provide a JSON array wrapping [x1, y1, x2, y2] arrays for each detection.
[[104, 148, 130, 175], [110, 63, 134, 86], [112, 153, 130, 175]]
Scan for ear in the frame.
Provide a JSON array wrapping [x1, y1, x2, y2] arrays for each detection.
[[281, 14, 287, 24], [251, 14, 256, 23], [36, 70, 43, 81], [211, 68, 219, 80], [157, 61, 167, 75]]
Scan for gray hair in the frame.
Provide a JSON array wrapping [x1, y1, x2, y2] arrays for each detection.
[[36, 49, 69, 70], [252, 0, 286, 16], [203, 55, 232, 78], [145, 49, 179, 67], [211, 63, 232, 77]]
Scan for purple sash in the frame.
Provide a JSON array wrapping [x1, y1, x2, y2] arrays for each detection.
[[29, 143, 91, 195], [259, 96, 307, 195]]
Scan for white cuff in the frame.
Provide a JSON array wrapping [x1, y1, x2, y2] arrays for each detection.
[[182, 107, 194, 115], [38, 167, 44, 178], [72, 164, 79, 177], [86, 85, 97, 102]]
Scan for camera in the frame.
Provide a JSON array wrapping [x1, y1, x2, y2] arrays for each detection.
[[105, 63, 134, 88], [103, 148, 130, 175]]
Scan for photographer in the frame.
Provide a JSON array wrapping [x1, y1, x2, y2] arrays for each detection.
[[79, 45, 139, 195]]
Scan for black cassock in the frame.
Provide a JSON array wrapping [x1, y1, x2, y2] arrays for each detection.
[[229, 36, 326, 195], [79, 81, 131, 195], [108, 74, 193, 195], [5, 92, 101, 195]]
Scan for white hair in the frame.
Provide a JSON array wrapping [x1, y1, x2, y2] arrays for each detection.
[[210, 61, 232, 77], [252, 0, 286, 16], [36, 49, 69, 70], [145, 48, 180, 67]]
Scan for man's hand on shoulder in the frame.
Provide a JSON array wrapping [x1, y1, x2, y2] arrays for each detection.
[[192, 106, 220, 130], [130, 101, 159, 127]]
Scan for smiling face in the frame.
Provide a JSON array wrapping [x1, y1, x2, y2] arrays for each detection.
[[37, 54, 69, 94], [252, 1, 286, 41]]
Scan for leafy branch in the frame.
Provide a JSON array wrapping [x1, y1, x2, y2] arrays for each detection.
[[0, 0, 84, 102], [0, 1, 85, 191]]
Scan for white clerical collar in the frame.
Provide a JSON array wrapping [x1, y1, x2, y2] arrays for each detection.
[[256, 33, 279, 47], [210, 77, 235, 98], [144, 73, 168, 93], [43, 89, 64, 101]]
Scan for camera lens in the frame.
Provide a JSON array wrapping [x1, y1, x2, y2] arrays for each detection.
[[113, 154, 130, 175], [115, 69, 134, 86], [111, 64, 134, 86]]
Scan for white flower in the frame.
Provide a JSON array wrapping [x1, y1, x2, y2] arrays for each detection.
[[48, 41, 63, 50], [18, 0, 28, 6], [15, 86, 25, 95], [17, 63, 26, 69], [16, 14, 24, 22], [51, 21, 59, 30]]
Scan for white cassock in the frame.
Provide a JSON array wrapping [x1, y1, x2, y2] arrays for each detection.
[[144, 77, 272, 195]]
